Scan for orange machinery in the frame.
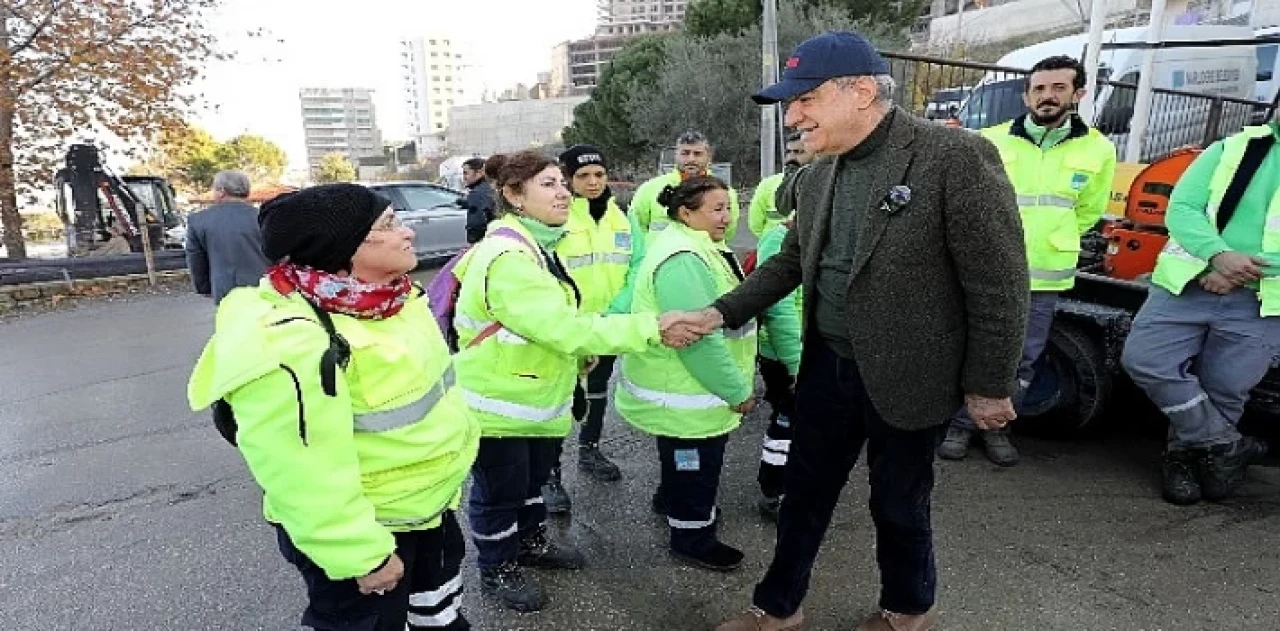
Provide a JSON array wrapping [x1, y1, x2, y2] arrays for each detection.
[[1101, 148, 1201, 280]]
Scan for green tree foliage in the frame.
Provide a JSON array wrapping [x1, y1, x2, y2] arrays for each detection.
[[684, 0, 759, 37], [315, 153, 356, 184], [133, 126, 288, 196], [626, 3, 901, 185], [561, 35, 668, 175], [685, 0, 929, 38], [213, 134, 287, 184]]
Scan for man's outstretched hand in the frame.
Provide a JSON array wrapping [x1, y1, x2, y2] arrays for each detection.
[[658, 309, 722, 348]]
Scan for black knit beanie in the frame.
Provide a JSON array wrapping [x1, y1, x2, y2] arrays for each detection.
[[559, 144, 608, 178], [258, 183, 389, 273]]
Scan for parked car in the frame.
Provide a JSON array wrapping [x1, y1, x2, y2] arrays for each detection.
[[366, 181, 469, 261]]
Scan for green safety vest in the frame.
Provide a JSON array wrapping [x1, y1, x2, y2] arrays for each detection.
[[749, 173, 787, 237], [452, 217, 582, 437], [555, 196, 631, 314], [983, 121, 1116, 291], [187, 281, 479, 579], [1151, 125, 1280, 317], [615, 223, 758, 439], [634, 170, 741, 247]]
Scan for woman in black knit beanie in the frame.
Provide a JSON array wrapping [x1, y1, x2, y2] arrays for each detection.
[[189, 183, 479, 631]]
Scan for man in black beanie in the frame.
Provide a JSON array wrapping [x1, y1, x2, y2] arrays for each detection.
[[259, 183, 390, 272]]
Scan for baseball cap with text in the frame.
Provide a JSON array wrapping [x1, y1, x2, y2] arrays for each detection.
[[753, 31, 890, 105]]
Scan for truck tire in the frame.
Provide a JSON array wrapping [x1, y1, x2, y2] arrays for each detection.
[[1019, 321, 1113, 436]]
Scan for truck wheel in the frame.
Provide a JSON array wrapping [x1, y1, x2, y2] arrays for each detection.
[[1019, 322, 1113, 436]]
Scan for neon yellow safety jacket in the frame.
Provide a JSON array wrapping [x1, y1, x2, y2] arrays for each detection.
[[187, 281, 480, 580], [452, 216, 663, 438]]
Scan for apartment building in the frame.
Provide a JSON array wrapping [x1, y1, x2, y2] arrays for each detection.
[[401, 35, 468, 158], [298, 87, 383, 174], [550, 0, 688, 97]]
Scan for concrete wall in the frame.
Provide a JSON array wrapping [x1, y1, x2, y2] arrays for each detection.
[[446, 97, 589, 155]]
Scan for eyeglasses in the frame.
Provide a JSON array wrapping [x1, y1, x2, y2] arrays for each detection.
[[370, 214, 404, 232]]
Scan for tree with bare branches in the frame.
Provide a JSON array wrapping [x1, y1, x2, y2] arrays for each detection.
[[0, 0, 227, 260]]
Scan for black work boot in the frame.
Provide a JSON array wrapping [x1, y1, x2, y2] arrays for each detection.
[[1202, 437, 1269, 502], [982, 428, 1020, 467], [578, 443, 622, 482], [517, 526, 586, 570], [1160, 449, 1204, 506], [937, 425, 972, 460], [672, 540, 745, 572], [480, 561, 546, 612], [758, 495, 781, 523], [542, 467, 571, 515]]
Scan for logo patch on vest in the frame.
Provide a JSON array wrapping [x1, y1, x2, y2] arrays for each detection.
[[615, 231, 631, 249], [1070, 173, 1089, 190]]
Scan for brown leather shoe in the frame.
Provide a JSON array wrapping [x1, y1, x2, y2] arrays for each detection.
[[855, 608, 937, 631], [715, 606, 804, 631]]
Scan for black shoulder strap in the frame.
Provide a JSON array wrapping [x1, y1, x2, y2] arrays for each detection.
[[542, 249, 583, 307], [1217, 134, 1275, 231], [302, 300, 351, 397]]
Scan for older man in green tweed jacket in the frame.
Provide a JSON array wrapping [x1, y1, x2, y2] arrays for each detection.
[[707, 31, 1030, 631]]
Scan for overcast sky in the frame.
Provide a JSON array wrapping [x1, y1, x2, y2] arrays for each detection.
[[191, 0, 598, 173]]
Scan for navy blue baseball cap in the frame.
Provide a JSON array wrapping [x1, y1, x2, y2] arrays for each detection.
[[753, 31, 890, 105]]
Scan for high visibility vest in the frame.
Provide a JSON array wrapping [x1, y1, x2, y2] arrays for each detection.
[[555, 196, 631, 314], [1152, 125, 1280, 317], [187, 282, 479, 578], [983, 120, 1116, 291], [633, 170, 741, 246], [452, 217, 582, 437], [615, 223, 757, 439], [749, 173, 787, 237]]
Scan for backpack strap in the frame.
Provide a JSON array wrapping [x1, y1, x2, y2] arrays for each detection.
[[1217, 134, 1275, 231], [301, 299, 351, 397], [464, 227, 583, 350]]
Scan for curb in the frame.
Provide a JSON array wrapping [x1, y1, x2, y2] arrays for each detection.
[[0, 269, 190, 314]]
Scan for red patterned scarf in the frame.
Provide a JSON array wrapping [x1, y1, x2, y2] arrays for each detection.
[[267, 263, 412, 320]]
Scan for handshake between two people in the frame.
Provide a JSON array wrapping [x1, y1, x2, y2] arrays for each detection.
[[657, 306, 724, 349], [654, 308, 757, 414]]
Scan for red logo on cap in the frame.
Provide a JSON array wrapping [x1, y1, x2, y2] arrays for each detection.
[[785, 56, 800, 69]]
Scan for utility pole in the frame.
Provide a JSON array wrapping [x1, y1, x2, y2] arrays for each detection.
[[1125, 0, 1167, 162], [1081, 0, 1109, 124], [760, 0, 780, 181]]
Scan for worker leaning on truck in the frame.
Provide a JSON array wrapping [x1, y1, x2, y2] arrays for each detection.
[[1122, 123, 1280, 507], [938, 55, 1117, 467]]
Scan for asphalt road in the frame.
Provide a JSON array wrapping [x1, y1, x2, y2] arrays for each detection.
[[2, 265, 1280, 631]]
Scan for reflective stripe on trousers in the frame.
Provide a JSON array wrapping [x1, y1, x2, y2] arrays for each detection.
[[668, 506, 717, 529], [353, 366, 456, 433], [460, 389, 573, 422], [621, 378, 724, 410], [761, 438, 790, 466]]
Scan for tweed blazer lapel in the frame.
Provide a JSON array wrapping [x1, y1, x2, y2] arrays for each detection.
[[848, 109, 918, 281]]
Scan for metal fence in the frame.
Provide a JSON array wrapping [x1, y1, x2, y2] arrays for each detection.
[[882, 51, 1276, 163]]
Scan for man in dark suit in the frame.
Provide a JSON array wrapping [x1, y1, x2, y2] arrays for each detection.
[[710, 32, 1029, 631], [184, 170, 271, 304]]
